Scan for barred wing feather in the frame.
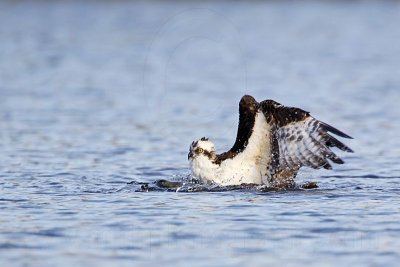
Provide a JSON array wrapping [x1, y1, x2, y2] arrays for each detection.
[[259, 100, 353, 176]]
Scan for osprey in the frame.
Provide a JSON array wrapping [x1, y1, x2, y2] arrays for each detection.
[[188, 95, 353, 187]]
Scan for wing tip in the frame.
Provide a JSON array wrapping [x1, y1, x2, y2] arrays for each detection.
[[325, 135, 354, 153], [320, 122, 353, 139], [323, 162, 332, 170], [331, 157, 345, 165]]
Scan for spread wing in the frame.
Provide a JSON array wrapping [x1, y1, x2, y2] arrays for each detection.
[[259, 100, 353, 177]]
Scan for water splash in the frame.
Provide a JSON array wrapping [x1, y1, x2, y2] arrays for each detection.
[[125, 176, 319, 193]]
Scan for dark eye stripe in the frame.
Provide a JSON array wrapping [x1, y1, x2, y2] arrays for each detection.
[[203, 150, 214, 159], [194, 148, 214, 159]]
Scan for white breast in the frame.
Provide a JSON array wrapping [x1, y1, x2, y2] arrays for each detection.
[[199, 112, 272, 186]]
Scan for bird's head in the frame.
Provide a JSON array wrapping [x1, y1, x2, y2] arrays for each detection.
[[188, 137, 216, 161]]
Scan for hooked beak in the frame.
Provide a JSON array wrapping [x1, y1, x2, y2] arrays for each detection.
[[188, 151, 194, 160]]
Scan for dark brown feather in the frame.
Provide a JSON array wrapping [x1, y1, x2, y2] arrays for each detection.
[[259, 100, 310, 127], [215, 95, 258, 164]]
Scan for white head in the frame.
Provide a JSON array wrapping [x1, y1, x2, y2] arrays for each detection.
[[188, 137, 216, 161], [188, 137, 218, 183]]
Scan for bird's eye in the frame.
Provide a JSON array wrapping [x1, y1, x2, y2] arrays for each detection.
[[197, 148, 204, 153]]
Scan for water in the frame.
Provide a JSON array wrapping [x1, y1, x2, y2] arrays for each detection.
[[1, 1, 400, 266]]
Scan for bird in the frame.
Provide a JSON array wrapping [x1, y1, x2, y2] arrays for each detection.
[[188, 95, 353, 188]]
